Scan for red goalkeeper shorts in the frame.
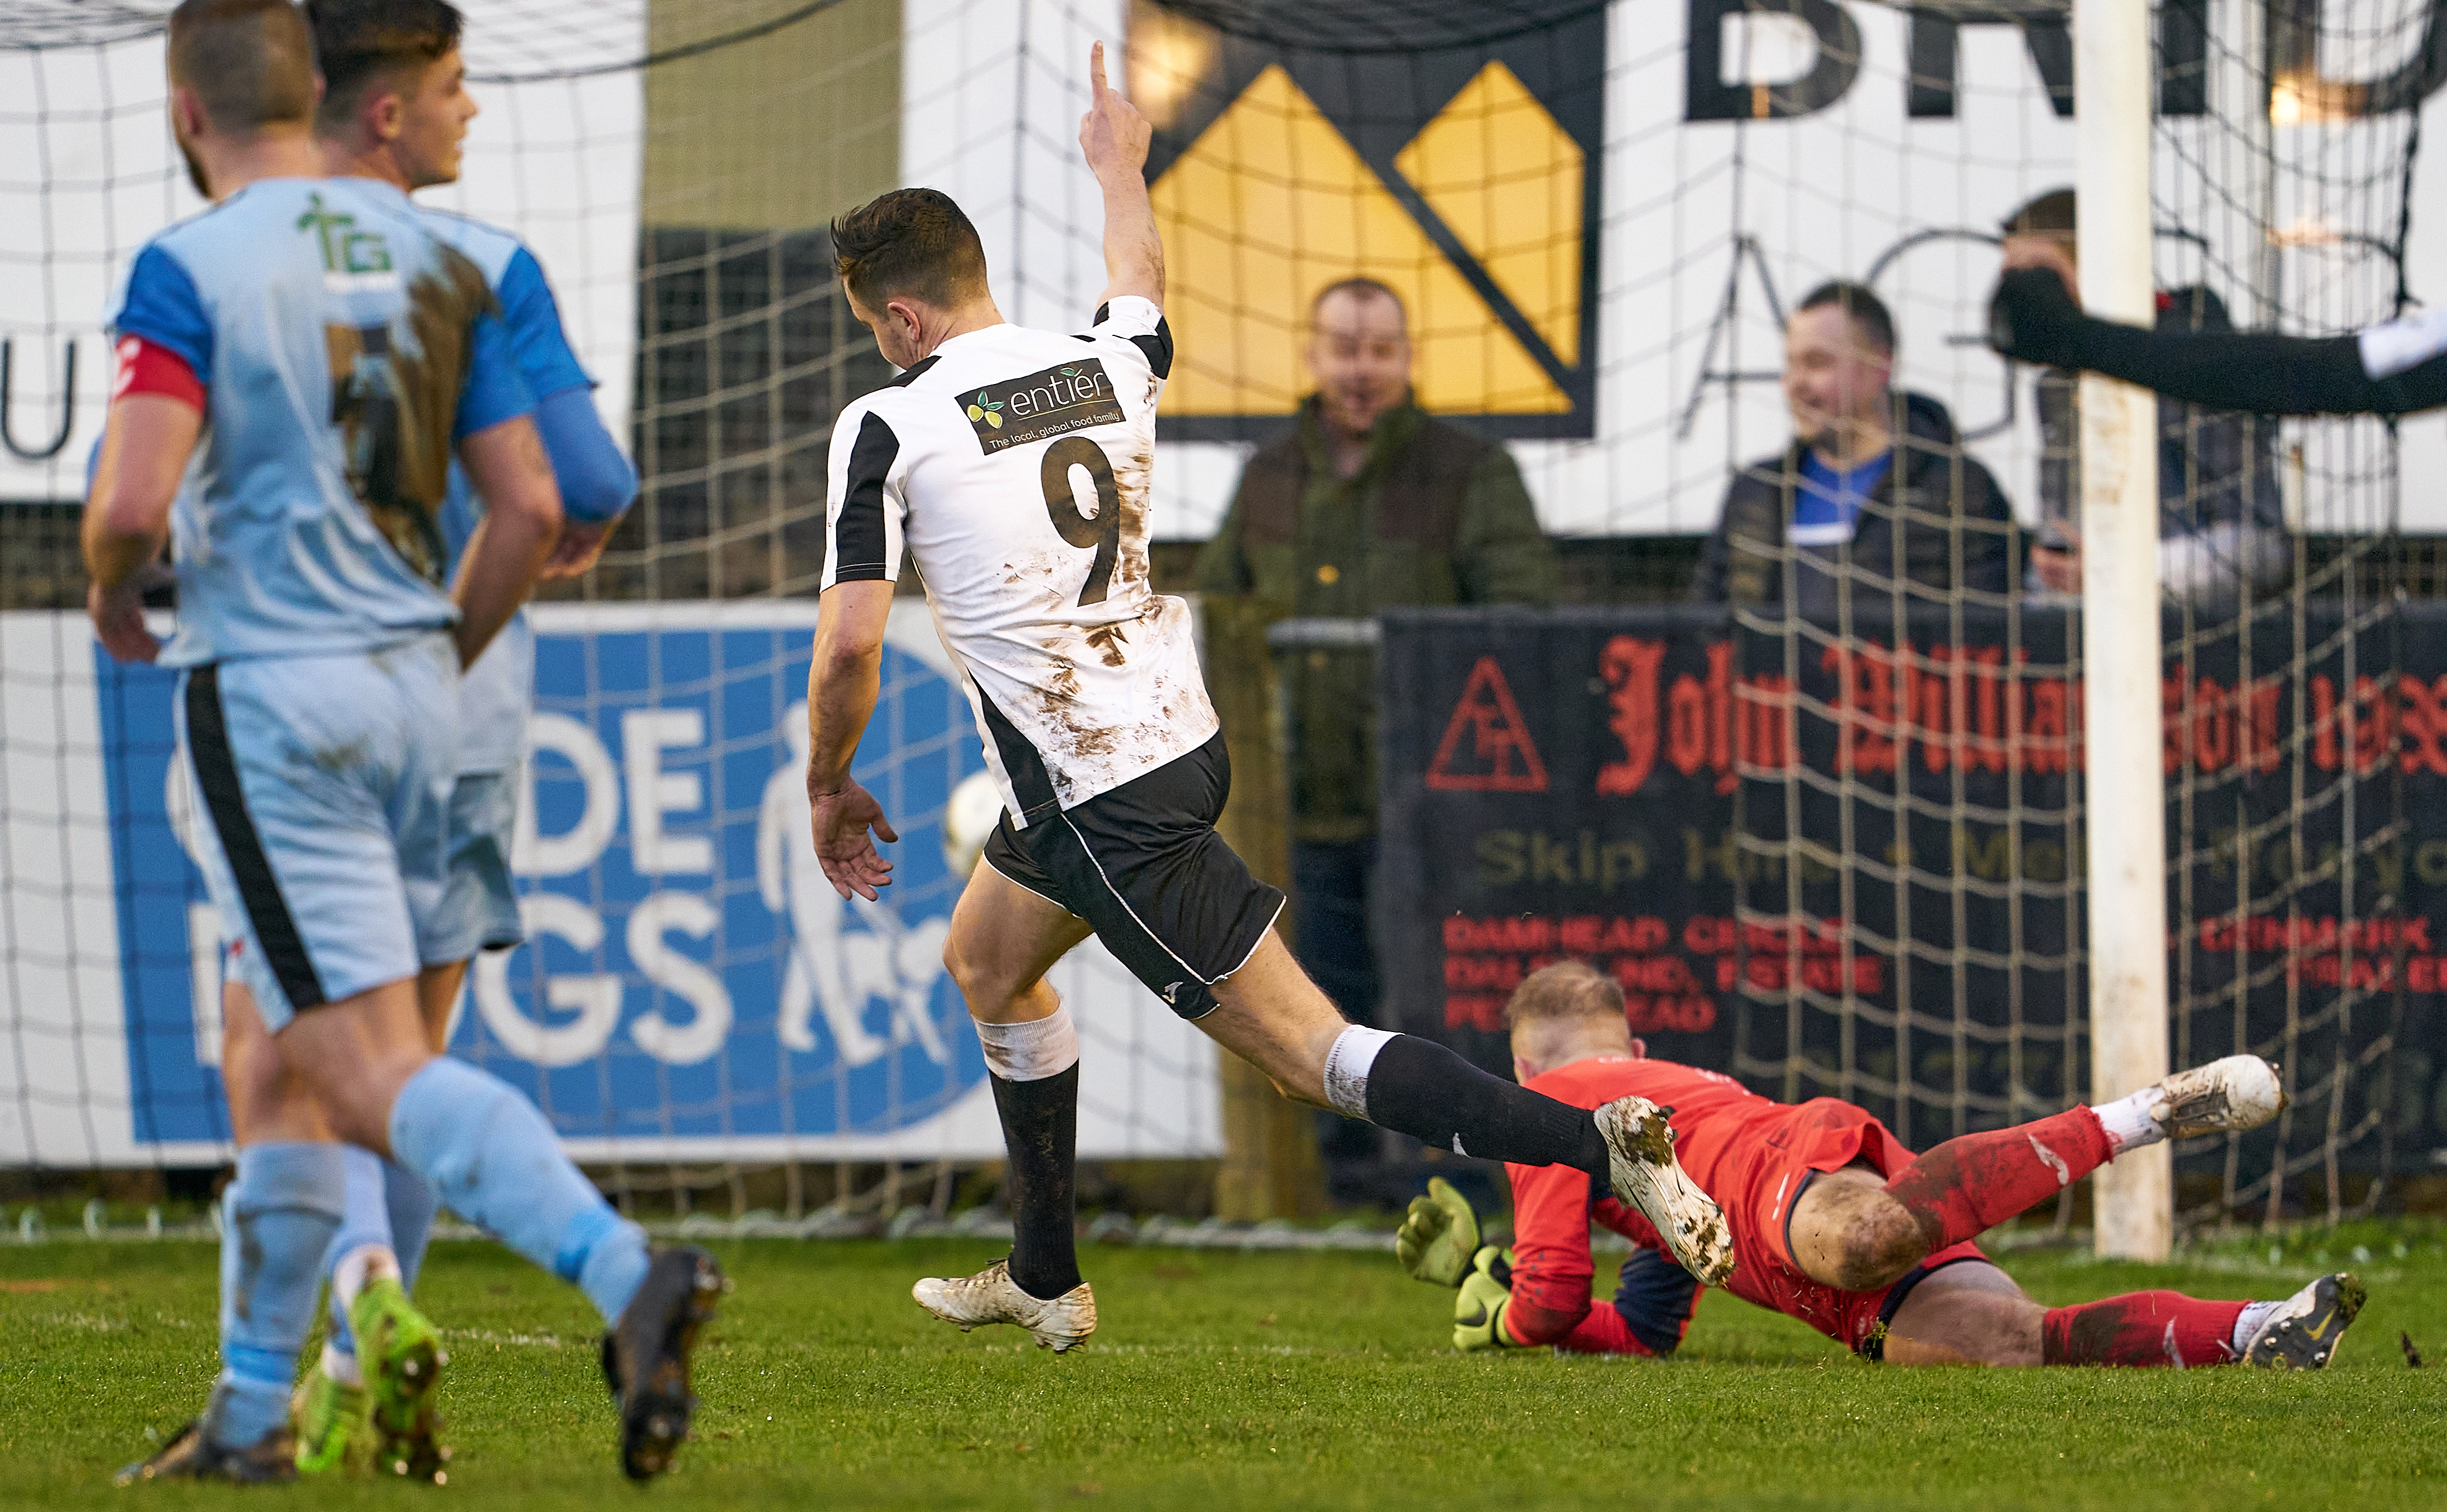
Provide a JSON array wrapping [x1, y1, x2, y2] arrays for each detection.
[[1714, 1097, 1987, 1355]]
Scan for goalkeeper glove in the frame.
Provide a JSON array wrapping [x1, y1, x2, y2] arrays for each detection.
[[1396, 1176, 1481, 1288], [1452, 1246, 1521, 1352]]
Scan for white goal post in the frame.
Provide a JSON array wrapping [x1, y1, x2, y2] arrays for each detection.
[[2075, 0, 2172, 1261]]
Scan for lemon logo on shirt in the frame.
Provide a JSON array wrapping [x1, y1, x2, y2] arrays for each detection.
[[960, 359, 1124, 455]]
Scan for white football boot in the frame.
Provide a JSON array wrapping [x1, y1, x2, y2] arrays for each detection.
[[2152, 1054, 2287, 1139], [1595, 1096, 1736, 1287], [912, 1259, 1097, 1352], [2244, 1273, 2365, 1369]]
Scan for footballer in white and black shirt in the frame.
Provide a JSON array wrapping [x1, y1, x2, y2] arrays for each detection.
[[818, 281, 1284, 1020], [803, 43, 1733, 1348], [821, 293, 1219, 827]]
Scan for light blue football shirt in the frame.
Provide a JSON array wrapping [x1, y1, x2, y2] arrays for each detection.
[[107, 176, 533, 667], [415, 208, 606, 773]]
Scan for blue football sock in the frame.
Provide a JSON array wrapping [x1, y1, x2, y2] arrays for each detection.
[[385, 1157, 441, 1294], [388, 1057, 649, 1325], [319, 1144, 394, 1359], [204, 1142, 345, 1451]]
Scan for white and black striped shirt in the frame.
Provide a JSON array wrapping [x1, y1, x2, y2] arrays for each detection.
[[821, 296, 1217, 827]]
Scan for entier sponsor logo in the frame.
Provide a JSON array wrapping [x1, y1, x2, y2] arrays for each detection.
[[963, 358, 1123, 455]]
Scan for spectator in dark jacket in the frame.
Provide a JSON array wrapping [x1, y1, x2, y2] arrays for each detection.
[[1694, 281, 2017, 615], [2001, 190, 2288, 611]]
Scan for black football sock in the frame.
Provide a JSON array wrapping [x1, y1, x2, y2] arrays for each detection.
[[990, 1062, 1082, 1300], [1351, 1033, 1610, 1184]]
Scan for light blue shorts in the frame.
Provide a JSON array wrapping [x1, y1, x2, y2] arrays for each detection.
[[430, 768, 524, 964], [174, 636, 459, 1034]]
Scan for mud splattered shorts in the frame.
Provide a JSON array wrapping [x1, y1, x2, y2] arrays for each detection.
[[983, 729, 1286, 1019], [428, 767, 523, 964], [174, 635, 459, 1033], [1716, 1098, 1987, 1355]]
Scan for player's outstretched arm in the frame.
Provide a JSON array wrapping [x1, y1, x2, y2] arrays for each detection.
[[454, 414, 563, 669], [1080, 41, 1161, 310], [81, 393, 198, 663], [806, 580, 900, 901], [1990, 263, 2447, 416]]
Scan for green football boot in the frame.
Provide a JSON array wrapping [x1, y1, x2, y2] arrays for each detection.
[[348, 1278, 450, 1483], [291, 1360, 369, 1475]]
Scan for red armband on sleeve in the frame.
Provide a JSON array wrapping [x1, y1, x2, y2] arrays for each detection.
[[114, 335, 206, 411]]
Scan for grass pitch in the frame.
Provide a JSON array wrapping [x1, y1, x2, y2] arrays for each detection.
[[4, 1225, 2442, 1510]]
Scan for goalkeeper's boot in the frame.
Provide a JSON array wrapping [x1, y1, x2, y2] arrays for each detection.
[[601, 1246, 727, 1482], [290, 1360, 369, 1476], [115, 1420, 296, 1487], [2151, 1054, 2287, 1140], [2245, 1272, 2366, 1370], [912, 1257, 1097, 1353], [1596, 1095, 1735, 1287], [350, 1277, 449, 1483]]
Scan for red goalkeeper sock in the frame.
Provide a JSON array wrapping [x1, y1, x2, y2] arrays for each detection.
[[1880, 1106, 2112, 1251], [2042, 1292, 2248, 1367]]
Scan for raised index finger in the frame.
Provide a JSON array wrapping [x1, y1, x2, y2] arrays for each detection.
[[1089, 40, 1107, 101]]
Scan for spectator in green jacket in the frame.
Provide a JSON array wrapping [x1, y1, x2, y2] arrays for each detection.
[[1196, 277, 1556, 1075]]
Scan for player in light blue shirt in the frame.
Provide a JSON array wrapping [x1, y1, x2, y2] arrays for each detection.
[[279, 0, 640, 1472], [90, 0, 709, 1487]]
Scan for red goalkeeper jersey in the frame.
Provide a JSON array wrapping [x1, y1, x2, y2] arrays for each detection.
[[1504, 1055, 1960, 1356]]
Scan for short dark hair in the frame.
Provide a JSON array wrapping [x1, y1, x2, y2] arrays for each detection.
[[1504, 960, 1625, 1028], [306, 0, 464, 136], [1795, 280, 1895, 356], [830, 188, 991, 311], [2001, 188, 2076, 238], [1312, 276, 1406, 327], [167, 0, 317, 132]]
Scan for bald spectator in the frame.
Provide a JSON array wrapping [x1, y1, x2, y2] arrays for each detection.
[[1197, 276, 1555, 1061]]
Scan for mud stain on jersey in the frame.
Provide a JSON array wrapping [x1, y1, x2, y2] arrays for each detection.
[[1084, 623, 1129, 667], [1043, 650, 1082, 705], [1108, 439, 1156, 597]]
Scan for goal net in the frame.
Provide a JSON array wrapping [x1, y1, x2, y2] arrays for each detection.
[[0, 0, 1222, 1215], [1, 0, 2437, 1231]]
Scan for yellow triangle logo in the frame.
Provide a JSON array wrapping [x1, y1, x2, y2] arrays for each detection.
[[1149, 65, 1570, 417], [1395, 61, 1583, 367]]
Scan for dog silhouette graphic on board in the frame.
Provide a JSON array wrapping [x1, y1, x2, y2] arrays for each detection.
[[758, 706, 952, 1066]]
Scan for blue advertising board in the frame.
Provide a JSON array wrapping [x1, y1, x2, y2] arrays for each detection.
[[93, 604, 1012, 1157]]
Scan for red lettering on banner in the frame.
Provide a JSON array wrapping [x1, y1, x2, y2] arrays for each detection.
[[1706, 640, 1736, 793], [2404, 676, 2447, 777], [2312, 674, 2339, 770], [1738, 675, 1794, 773], [1967, 646, 2005, 773], [2193, 677, 2236, 773], [1426, 657, 1550, 791], [1916, 645, 1957, 773], [2354, 675, 2393, 773], [2162, 673, 2188, 774], [1596, 636, 1667, 794], [1825, 642, 1898, 773], [2247, 677, 2283, 774], [1666, 674, 1709, 779], [2027, 678, 2069, 773]]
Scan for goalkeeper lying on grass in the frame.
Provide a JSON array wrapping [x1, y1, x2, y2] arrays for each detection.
[[1398, 961, 2363, 1369]]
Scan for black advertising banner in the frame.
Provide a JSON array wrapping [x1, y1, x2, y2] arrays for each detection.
[[1377, 605, 2442, 1178]]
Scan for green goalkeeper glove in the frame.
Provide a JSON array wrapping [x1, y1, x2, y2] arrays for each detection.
[[1452, 1246, 1521, 1352], [1395, 1177, 1481, 1287]]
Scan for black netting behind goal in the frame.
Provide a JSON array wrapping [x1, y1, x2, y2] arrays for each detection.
[[2, 0, 2440, 1232]]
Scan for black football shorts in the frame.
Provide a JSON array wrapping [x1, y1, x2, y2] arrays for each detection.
[[981, 730, 1285, 1019]]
